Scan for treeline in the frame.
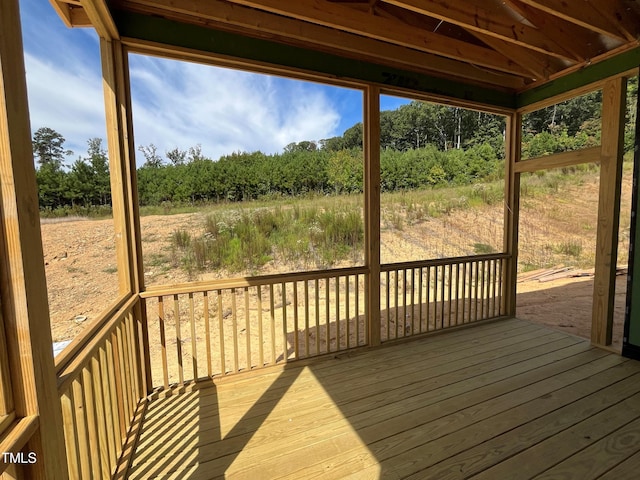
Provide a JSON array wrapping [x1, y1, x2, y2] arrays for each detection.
[[33, 78, 637, 212], [33, 128, 111, 212], [136, 143, 502, 205]]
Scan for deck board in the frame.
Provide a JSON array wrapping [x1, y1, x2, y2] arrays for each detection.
[[126, 319, 640, 479]]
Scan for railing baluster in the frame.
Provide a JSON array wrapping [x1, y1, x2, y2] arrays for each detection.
[[447, 263, 453, 328], [91, 354, 110, 479], [315, 279, 320, 355], [245, 286, 251, 370], [355, 274, 360, 346], [426, 265, 431, 332], [293, 281, 299, 360], [335, 276, 340, 350], [394, 270, 399, 339], [440, 265, 446, 329], [455, 263, 461, 326], [257, 286, 264, 368], [173, 294, 183, 384], [325, 278, 330, 353], [72, 377, 91, 478], [462, 262, 467, 324], [81, 365, 101, 480], [282, 283, 288, 362], [346, 275, 350, 349], [204, 292, 212, 377], [304, 281, 310, 357], [386, 270, 390, 341], [189, 293, 197, 380], [217, 291, 226, 375], [491, 260, 498, 317], [418, 267, 423, 333], [269, 284, 276, 365], [158, 297, 169, 389], [231, 288, 239, 372]]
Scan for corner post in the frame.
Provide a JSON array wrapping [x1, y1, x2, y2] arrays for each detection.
[[100, 39, 151, 393], [503, 112, 522, 317], [0, 0, 68, 477], [592, 77, 627, 346], [364, 86, 381, 346]]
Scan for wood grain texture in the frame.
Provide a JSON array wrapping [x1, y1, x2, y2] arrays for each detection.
[[592, 77, 626, 346], [124, 319, 640, 479], [0, 0, 68, 476]]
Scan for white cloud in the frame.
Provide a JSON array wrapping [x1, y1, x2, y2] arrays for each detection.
[[128, 55, 341, 163], [20, 0, 345, 165], [24, 52, 106, 158]]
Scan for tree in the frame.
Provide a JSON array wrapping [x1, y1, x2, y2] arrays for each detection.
[[32, 127, 72, 167], [166, 147, 187, 165], [139, 143, 163, 168], [87, 138, 111, 205]]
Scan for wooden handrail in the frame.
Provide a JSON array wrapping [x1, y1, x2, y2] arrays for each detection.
[[380, 253, 509, 272], [56, 295, 138, 392], [55, 292, 133, 375], [140, 266, 369, 298]]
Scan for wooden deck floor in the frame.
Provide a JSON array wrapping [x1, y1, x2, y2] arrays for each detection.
[[126, 318, 640, 479]]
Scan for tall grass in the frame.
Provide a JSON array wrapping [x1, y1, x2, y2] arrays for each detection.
[[171, 203, 364, 273]]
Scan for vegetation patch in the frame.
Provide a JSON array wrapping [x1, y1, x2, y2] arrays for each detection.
[[170, 204, 364, 274]]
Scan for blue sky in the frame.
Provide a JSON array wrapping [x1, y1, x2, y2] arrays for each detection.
[[19, 0, 408, 164]]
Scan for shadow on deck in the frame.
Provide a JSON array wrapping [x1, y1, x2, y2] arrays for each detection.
[[126, 318, 640, 479]]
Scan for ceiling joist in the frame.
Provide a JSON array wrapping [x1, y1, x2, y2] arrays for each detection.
[[223, 0, 535, 78], [383, 0, 578, 61], [517, 0, 629, 41], [120, 0, 525, 88], [48, 0, 640, 99]]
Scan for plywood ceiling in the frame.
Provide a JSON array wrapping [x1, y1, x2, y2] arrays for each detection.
[[50, 0, 640, 91]]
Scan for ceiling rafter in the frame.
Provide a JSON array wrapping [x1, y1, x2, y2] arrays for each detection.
[[469, 31, 556, 80], [117, 0, 525, 88], [590, 0, 640, 42], [517, 0, 629, 40], [503, 0, 605, 63], [382, 0, 578, 61], [222, 0, 535, 77]]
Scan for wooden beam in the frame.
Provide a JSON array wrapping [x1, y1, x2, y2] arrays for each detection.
[[384, 0, 578, 61], [517, 47, 640, 108], [69, 5, 92, 27], [470, 32, 555, 81], [592, 77, 626, 346], [100, 38, 150, 393], [121, 0, 525, 89], [0, 0, 69, 477], [518, 0, 628, 41], [503, 113, 522, 317], [116, 12, 519, 109], [48, 0, 73, 27], [590, 0, 640, 42], [224, 0, 534, 77], [514, 146, 602, 173], [502, 0, 597, 63], [364, 86, 381, 346], [79, 0, 119, 39]]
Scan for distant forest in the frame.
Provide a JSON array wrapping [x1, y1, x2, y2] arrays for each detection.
[[34, 78, 638, 213]]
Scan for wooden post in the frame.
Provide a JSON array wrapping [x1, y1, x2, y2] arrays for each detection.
[[100, 38, 151, 393], [592, 77, 627, 346], [364, 85, 381, 346], [0, 0, 69, 477], [503, 112, 521, 317]]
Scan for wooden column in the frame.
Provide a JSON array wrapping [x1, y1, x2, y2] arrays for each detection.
[[0, 0, 68, 477], [364, 86, 381, 346], [503, 112, 522, 317], [592, 77, 627, 346], [100, 39, 151, 393]]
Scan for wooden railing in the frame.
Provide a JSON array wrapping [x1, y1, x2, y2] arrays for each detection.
[[140, 266, 368, 387], [380, 254, 507, 342], [55, 296, 144, 480]]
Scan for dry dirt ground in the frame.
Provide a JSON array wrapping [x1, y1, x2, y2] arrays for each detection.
[[42, 167, 632, 354]]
